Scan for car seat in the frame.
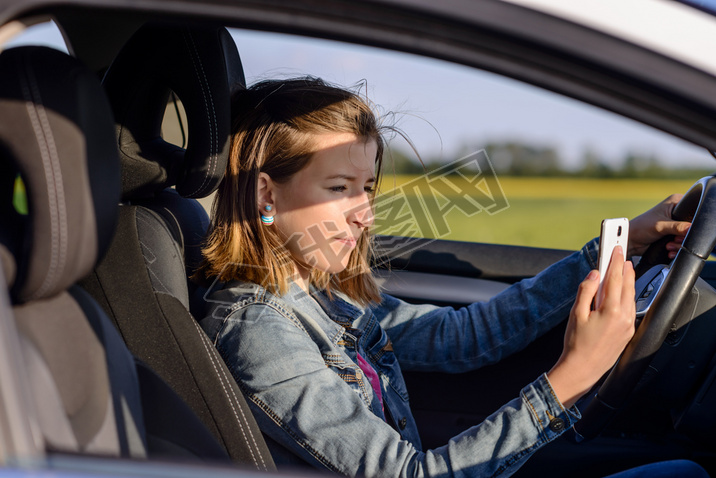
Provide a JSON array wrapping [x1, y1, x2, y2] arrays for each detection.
[[0, 45, 146, 458], [0, 43, 239, 464], [78, 23, 275, 470]]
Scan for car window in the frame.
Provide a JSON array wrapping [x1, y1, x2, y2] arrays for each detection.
[[13, 24, 709, 252], [2, 23, 714, 249], [229, 29, 714, 251], [1, 19, 68, 53]]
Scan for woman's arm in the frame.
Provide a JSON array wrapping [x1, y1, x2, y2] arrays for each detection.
[[372, 239, 598, 373]]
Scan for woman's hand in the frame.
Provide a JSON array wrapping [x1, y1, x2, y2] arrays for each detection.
[[628, 194, 691, 259], [546, 246, 636, 408]]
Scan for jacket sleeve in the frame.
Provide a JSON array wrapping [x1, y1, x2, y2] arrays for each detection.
[[373, 238, 599, 372], [209, 301, 580, 478]]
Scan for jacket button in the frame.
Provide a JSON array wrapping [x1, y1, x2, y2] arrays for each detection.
[[549, 418, 566, 433], [399, 417, 407, 430]]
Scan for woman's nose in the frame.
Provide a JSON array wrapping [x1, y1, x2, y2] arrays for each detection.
[[349, 193, 374, 228]]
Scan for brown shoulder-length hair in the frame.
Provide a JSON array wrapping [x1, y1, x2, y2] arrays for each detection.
[[196, 77, 385, 305]]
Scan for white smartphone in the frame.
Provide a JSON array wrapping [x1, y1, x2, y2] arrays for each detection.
[[596, 217, 629, 308]]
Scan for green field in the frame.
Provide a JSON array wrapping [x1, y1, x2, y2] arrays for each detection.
[[374, 176, 697, 250]]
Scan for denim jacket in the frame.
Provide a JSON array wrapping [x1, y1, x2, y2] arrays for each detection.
[[200, 238, 598, 477]]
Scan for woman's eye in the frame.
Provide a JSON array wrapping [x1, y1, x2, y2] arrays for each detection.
[[364, 186, 375, 194], [330, 185, 347, 192]]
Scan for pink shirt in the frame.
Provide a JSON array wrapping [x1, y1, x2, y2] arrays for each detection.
[[356, 352, 384, 414]]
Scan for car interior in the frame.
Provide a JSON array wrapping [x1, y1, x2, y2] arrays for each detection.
[[0, 35, 275, 468], [2, 2, 716, 477]]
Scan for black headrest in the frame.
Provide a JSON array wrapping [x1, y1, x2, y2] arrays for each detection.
[[0, 47, 121, 303], [102, 23, 245, 200]]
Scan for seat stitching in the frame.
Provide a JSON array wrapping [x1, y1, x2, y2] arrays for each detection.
[[187, 31, 218, 195], [192, 316, 255, 464], [135, 211, 177, 294], [20, 53, 67, 299], [135, 207, 169, 238], [32, 65, 68, 295], [143, 252, 170, 293], [190, 318, 266, 469], [134, 208, 182, 254], [182, 30, 217, 197], [193, 319, 266, 469], [205, 329, 269, 470], [197, 321, 268, 470]]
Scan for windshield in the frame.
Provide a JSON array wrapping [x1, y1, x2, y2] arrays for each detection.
[[677, 0, 716, 16]]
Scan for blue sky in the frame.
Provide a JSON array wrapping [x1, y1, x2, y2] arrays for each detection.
[[7, 21, 715, 170], [684, 0, 716, 11]]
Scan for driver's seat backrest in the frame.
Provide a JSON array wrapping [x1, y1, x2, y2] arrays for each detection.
[[79, 23, 275, 470], [0, 46, 146, 457]]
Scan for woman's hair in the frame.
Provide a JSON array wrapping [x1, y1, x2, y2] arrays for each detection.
[[197, 77, 384, 305]]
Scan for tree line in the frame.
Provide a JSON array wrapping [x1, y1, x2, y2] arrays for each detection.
[[385, 141, 715, 179]]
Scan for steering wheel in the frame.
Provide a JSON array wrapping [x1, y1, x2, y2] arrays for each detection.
[[573, 175, 716, 441]]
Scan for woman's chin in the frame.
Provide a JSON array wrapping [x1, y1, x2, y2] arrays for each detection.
[[327, 263, 350, 275], [316, 260, 351, 276]]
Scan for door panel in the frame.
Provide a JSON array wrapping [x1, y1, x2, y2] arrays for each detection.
[[374, 235, 572, 283]]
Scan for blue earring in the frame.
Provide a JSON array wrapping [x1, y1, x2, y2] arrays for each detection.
[[261, 204, 274, 226]]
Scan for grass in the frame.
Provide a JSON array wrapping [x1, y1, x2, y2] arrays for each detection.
[[374, 176, 698, 250]]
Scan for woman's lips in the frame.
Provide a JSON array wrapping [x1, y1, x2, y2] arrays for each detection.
[[336, 237, 357, 248]]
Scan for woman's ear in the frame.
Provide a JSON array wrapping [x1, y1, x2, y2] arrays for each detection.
[[257, 172, 275, 212]]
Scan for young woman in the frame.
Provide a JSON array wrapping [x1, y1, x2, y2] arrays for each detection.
[[198, 77, 704, 477]]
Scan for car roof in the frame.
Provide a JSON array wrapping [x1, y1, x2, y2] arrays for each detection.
[[507, 0, 716, 77]]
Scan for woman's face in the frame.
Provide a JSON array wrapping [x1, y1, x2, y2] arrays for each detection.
[[270, 132, 377, 275]]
